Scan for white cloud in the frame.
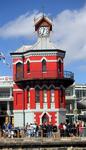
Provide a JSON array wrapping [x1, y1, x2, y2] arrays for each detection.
[[0, 11, 41, 38], [0, 6, 86, 67], [52, 5, 86, 65]]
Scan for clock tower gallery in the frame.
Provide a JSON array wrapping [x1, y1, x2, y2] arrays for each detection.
[[11, 15, 74, 127]]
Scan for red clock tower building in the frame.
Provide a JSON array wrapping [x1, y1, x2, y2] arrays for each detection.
[[11, 15, 74, 127]]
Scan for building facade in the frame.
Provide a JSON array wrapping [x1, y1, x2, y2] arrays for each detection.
[[11, 15, 74, 127], [0, 76, 13, 127], [66, 83, 86, 122]]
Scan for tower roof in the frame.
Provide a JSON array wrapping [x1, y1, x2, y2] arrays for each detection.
[[10, 14, 65, 55], [34, 15, 52, 31]]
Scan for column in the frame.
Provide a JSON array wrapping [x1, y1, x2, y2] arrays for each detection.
[[55, 89, 60, 108], [73, 84, 75, 96], [30, 88, 36, 109], [10, 87, 12, 97], [63, 92, 66, 108], [7, 101, 10, 116], [24, 89, 28, 109]]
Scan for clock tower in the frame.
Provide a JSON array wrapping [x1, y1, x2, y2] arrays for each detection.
[[34, 15, 53, 49], [11, 15, 74, 127]]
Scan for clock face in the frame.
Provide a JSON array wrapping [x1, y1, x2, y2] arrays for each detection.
[[38, 27, 49, 37]]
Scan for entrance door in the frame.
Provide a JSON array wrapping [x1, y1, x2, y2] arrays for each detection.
[[42, 113, 49, 124]]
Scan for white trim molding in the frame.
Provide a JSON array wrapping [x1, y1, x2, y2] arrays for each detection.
[[13, 60, 23, 65], [13, 57, 63, 65]]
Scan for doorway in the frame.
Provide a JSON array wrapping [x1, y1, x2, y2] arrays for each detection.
[[42, 113, 49, 124]]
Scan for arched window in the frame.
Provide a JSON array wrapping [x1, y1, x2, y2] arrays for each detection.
[[58, 60, 62, 73], [60, 88, 64, 104], [43, 89, 47, 103], [27, 61, 30, 73], [50, 89, 55, 103], [35, 88, 40, 103], [42, 59, 46, 72], [42, 113, 49, 124], [16, 62, 23, 79], [27, 89, 30, 103]]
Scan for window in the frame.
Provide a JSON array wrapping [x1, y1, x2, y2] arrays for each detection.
[[50, 89, 55, 102], [43, 90, 47, 102], [58, 60, 61, 73], [42, 59, 46, 72], [75, 90, 82, 98], [60, 89, 64, 103], [83, 90, 86, 97], [27, 89, 30, 103], [35, 89, 40, 103], [75, 89, 86, 98], [27, 61, 30, 73], [16, 62, 23, 79], [0, 88, 10, 98]]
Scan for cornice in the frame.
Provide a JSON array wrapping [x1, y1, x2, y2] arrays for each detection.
[[11, 50, 65, 59]]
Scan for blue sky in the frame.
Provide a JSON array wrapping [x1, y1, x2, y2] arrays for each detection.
[[0, 0, 86, 84]]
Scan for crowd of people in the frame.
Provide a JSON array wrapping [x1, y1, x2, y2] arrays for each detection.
[[25, 120, 85, 138], [1, 120, 86, 138], [25, 122, 58, 138], [58, 120, 85, 137]]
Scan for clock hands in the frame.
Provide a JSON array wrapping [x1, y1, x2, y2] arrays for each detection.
[[39, 27, 49, 37], [42, 27, 45, 36]]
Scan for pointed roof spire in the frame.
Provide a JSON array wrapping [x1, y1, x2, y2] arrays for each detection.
[[34, 15, 52, 31]]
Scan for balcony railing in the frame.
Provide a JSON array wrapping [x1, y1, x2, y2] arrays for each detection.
[[15, 70, 74, 81], [64, 71, 74, 80]]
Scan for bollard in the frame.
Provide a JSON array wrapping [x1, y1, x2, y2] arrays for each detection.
[[17, 130, 20, 138]]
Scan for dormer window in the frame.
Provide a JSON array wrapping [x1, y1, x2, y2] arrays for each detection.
[[42, 59, 46, 72], [27, 61, 30, 73]]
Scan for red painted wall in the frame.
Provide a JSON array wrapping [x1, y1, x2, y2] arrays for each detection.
[[34, 112, 56, 125], [13, 54, 64, 113], [34, 112, 42, 125], [55, 89, 60, 108], [49, 112, 57, 124], [13, 55, 63, 81], [14, 92, 23, 110]]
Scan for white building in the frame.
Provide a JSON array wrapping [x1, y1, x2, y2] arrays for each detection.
[[0, 76, 13, 127], [66, 83, 86, 122]]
